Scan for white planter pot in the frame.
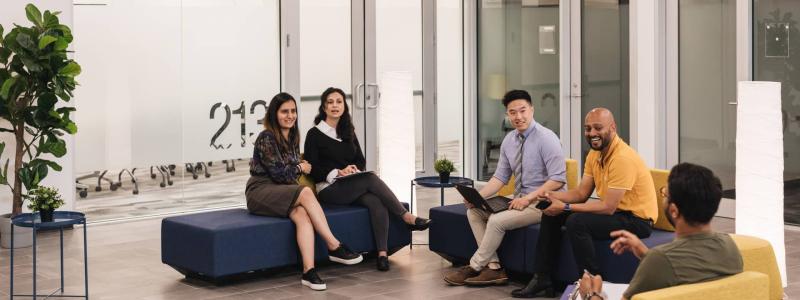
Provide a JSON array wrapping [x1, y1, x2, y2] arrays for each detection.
[[0, 213, 33, 249]]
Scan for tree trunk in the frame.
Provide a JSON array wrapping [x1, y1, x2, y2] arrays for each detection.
[[12, 127, 24, 216]]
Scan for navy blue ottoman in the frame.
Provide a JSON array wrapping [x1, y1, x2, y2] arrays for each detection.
[[162, 203, 411, 281], [429, 204, 674, 283]]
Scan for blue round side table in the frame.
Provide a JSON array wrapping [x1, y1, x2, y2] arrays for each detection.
[[409, 176, 474, 217], [409, 176, 473, 248], [9, 211, 89, 299]]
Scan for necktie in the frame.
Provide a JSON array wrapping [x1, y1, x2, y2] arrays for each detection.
[[513, 133, 525, 198]]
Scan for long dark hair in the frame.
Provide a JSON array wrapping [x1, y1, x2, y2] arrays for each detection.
[[264, 92, 299, 153], [313, 87, 355, 143]]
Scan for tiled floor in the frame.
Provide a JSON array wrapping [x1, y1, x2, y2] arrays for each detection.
[[2, 189, 799, 299]]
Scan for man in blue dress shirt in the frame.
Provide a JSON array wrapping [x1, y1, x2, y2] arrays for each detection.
[[444, 90, 567, 286]]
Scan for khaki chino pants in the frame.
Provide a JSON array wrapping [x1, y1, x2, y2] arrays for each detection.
[[466, 205, 542, 270]]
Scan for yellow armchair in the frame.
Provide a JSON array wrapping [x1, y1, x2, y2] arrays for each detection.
[[650, 169, 674, 232], [497, 158, 578, 196], [631, 271, 769, 300], [631, 234, 782, 300], [730, 234, 784, 300]]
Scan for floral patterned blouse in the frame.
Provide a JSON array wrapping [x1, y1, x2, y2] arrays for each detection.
[[250, 130, 300, 184]]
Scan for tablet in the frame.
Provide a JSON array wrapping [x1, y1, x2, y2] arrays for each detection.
[[335, 170, 374, 180]]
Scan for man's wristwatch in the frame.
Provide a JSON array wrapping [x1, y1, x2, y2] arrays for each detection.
[[564, 203, 571, 212]]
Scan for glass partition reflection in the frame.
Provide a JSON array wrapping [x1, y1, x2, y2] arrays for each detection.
[[478, 0, 560, 181], [72, 0, 280, 221]]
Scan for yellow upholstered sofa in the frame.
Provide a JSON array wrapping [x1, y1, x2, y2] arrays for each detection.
[[497, 158, 578, 196], [730, 234, 784, 300], [631, 271, 769, 300], [629, 234, 781, 300]]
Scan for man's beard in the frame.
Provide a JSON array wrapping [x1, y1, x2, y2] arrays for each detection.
[[586, 133, 610, 151], [664, 205, 675, 227]]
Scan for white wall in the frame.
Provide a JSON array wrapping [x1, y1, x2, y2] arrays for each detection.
[[0, 0, 75, 214]]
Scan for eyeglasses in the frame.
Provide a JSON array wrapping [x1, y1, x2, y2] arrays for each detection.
[[658, 186, 669, 200]]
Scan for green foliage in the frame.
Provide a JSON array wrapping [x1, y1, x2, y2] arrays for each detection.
[[24, 185, 64, 212], [434, 157, 455, 174], [0, 3, 80, 215]]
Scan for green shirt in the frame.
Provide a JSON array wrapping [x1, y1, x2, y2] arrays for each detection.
[[623, 232, 743, 299]]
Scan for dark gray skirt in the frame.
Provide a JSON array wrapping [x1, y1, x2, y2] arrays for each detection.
[[245, 176, 303, 218]]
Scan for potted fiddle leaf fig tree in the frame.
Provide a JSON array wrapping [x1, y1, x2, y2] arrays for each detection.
[[0, 3, 80, 248]]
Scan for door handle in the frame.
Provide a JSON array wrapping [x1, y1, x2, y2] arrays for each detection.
[[354, 83, 365, 109], [367, 83, 380, 109], [728, 102, 738, 105]]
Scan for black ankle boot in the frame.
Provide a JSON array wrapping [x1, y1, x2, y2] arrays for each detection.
[[510, 273, 554, 298], [376, 256, 390, 271]]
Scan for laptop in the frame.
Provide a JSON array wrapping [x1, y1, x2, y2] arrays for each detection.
[[455, 184, 511, 213]]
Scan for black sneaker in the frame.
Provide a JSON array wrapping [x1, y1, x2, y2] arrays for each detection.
[[328, 243, 363, 265], [301, 268, 327, 291]]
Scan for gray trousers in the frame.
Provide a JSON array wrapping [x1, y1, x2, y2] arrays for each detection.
[[317, 172, 408, 251], [467, 205, 542, 270]]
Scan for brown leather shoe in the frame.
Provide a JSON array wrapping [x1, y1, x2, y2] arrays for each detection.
[[443, 266, 480, 286], [464, 268, 509, 286]]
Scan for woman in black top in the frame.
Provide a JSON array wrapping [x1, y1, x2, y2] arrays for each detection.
[[247, 92, 363, 291], [304, 87, 431, 271]]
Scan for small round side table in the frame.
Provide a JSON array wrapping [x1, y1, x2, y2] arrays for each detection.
[[9, 211, 88, 299]]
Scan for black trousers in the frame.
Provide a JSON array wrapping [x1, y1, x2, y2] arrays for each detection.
[[317, 172, 408, 251], [533, 211, 652, 278]]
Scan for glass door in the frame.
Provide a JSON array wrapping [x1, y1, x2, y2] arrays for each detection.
[[677, 0, 737, 198], [297, 0, 353, 149], [753, 0, 800, 224], [569, 0, 630, 163], [477, 0, 562, 181]]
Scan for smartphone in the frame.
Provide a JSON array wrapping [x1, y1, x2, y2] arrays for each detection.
[[535, 200, 552, 210]]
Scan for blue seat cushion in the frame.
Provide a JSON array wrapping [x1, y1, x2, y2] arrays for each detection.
[[429, 204, 674, 283], [312, 203, 411, 260], [161, 208, 297, 278], [162, 203, 411, 279]]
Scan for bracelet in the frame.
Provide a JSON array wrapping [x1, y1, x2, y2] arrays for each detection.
[[585, 291, 604, 300]]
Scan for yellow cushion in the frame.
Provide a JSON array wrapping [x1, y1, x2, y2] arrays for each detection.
[[566, 158, 578, 190], [497, 158, 578, 196], [731, 234, 784, 300], [631, 271, 769, 300], [650, 168, 674, 232], [297, 174, 317, 195], [498, 175, 515, 197]]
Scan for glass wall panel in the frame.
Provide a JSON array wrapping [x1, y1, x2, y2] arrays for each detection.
[[580, 0, 628, 161], [376, 0, 423, 171], [72, 0, 280, 221], [437, 0, 464, 176], [477, 0, 560, 181], [754, 0, 800, 224], [298, 0, 352, 147], [678, 0, 737, 194]]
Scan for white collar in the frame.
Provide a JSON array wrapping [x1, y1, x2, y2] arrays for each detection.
[[316, 121, 342, 142]]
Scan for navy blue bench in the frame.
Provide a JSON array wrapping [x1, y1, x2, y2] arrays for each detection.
[[161, 203, 411, 281], [429, 204, 674, 283]]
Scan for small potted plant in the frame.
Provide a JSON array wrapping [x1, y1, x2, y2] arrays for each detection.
[[25, 186, 64, 222], [434, 157, 456, 183]]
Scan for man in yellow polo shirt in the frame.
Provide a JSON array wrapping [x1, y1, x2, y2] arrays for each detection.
[[511, 108, 658, 298]]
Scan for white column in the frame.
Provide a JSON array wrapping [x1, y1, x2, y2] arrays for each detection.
[[629, 0, 665, 168], [735, 81, 787, 287]]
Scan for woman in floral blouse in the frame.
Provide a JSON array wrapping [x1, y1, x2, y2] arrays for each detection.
[[246, 92, 362, 291]]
